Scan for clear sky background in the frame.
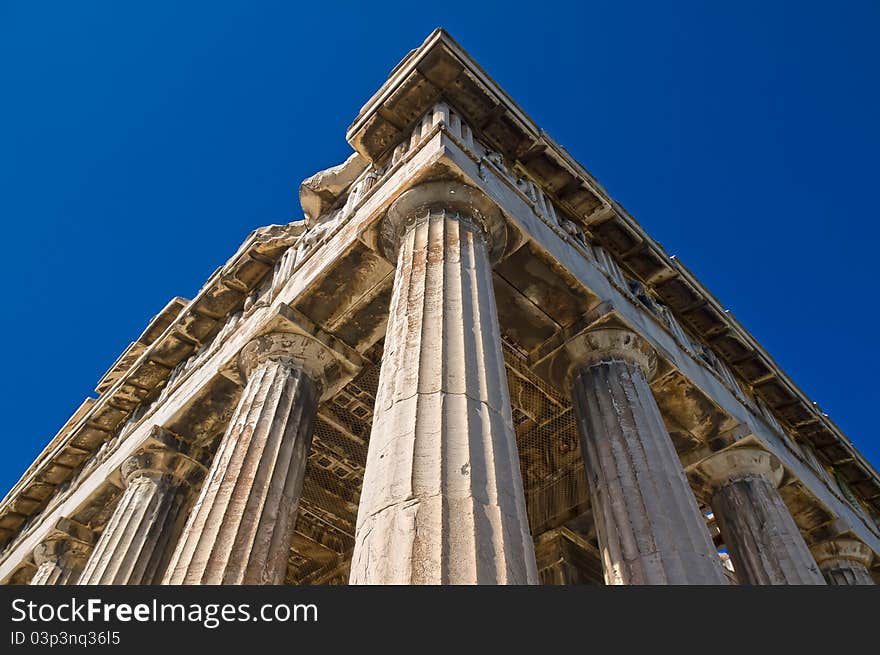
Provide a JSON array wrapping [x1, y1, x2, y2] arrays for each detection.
[[1, 1, 878, 497]]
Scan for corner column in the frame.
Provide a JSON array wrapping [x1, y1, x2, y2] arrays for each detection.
[[702, 448, 825, 584], [349, 181, 537, 584], [567, 328, 728, 584], [164, 332, 332, 584], [78, 434, 204, 585], [810, 538, 875, 585]]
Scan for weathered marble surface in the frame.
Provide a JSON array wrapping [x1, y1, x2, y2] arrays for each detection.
[[164, 335, 322, 584], [569, 329, 729, 585], [703, 448, 825, 585], [350, 182, 537, 585], [78, 444, 202, 585]]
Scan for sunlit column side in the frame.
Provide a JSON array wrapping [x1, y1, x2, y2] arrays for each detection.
[[164, 333, 332, 584], [78, 436, 204, 585], [350, 181, 538, 584]]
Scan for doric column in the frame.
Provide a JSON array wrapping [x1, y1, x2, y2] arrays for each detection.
[[810, 538, 875, 585], [702, 447, 825, 585], [164, 332, 332, 584], [349, 180, 537, 584], [30, 521, 94, 585], [567, 328, 728, 585], [78, 435, 204, 585]]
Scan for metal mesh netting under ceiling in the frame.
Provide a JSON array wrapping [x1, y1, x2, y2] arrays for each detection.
[[285, 340, 590, 585]]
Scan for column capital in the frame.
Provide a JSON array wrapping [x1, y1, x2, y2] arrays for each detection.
[[33, 534, 92, 568], [30, 520, 94, 585], [565, 327, 657, 381], [121, 448, 204, 487], [701, 447, 784, 490], [379, 180, 507, 263], [811, 538, 874, 569], [238, 332, 339, 391], [33, 539, 63, 567]]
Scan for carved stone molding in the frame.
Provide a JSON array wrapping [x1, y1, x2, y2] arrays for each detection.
[[239, 332, 339, 394], [121, 448, 204, 488], [33, 537, 92, 569], [700, 447, 784, 490], [379, 180, 507, 263], [811, 538, 873, 569], [565, 327, 657, 384]]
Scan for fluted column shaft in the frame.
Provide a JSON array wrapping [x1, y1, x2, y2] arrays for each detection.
[[78, 445, 202, 585], [811, 538, 875, 585], [350, 181, 537, 584], [164, 334, 322, 584], [703, 448, 825, 585], [568, 329, 728, 585]]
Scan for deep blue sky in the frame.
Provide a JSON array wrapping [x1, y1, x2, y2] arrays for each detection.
[[1, 1, 878, 496]]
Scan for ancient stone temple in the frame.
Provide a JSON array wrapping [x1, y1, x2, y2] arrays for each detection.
[[2, 30, 878, 586]]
